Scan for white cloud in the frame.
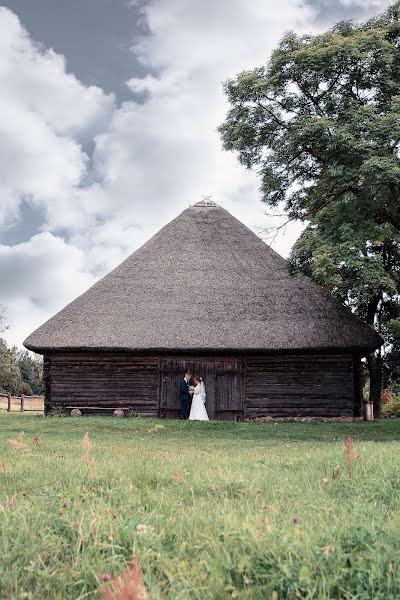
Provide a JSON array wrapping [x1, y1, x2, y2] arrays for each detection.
[[43, 0, 314, 271], [84, 0, 315, 253], [0, 233, 95, 348], [337, 0, 390, 8], [0, 7, 114, 229]]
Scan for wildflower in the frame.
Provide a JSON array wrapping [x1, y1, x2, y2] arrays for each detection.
[[101, 559, 148, 600], [136, 524, 153, 536], [82, 432, 96, 479], [324, 545, 336, 556], [63, 500, 68, 508], [100, 573, 112, 582], [88, 457, 96, 480], [261, 503, 272, 511], [107, 535, 113, 542], [8, 499, 15, 509], [345, 436, 353, 469], [8, 438, 28, 450], [345, 436, 360, 473], [292, 516, 300, 524], [59, 509, 64, 516], [322, 477, 329, 484], [82, 432, 92, 460], [171, 471, 184, 481]]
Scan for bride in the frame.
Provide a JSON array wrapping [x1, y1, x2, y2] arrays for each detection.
[[189, 375, 209, 421]]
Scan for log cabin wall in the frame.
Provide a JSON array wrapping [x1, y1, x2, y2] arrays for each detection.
[[45, 351, 359, 419], [245, 353, 356, 418], [47, 352, 158, 416], [46, 352, 246, 419], [43, 355, 52, 415]]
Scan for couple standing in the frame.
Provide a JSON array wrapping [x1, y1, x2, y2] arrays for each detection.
[[179, 370, 209, 421]]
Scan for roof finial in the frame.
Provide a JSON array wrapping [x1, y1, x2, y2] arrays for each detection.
[[194, 194, 216, 207]]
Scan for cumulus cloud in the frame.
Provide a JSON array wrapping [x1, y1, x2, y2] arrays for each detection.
[[83, 0, 313, 254], [34, 0, 313, 280], [0, 233, 95, 347], [0, 7, 114, 230], [0, 7, 113, 344]]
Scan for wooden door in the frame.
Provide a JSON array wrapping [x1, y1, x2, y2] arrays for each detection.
[[159, 357, 245, 420], [215, 360, 245, 421]]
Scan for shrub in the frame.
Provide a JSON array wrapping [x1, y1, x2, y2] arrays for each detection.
[[20, 382, 33, 396], [381, 396, 400, 418], [381, 389, 394, 404]]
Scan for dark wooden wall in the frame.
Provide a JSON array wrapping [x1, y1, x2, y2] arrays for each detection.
[[45, 351, 360, 419], [245, 353, 356, 418], [46, 352, 158, 416]]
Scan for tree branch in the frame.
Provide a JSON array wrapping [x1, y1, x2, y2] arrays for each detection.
[[255, 101, 288, 129], [259, 217, 295, 246]]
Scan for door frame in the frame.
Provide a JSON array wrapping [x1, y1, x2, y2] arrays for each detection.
[[157, 355, 246, 420]]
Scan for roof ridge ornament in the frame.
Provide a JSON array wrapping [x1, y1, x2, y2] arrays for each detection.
[[194, 194, 217, 207]]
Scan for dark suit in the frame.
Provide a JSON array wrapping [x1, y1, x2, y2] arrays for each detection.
[[179, 378, 190, 419]]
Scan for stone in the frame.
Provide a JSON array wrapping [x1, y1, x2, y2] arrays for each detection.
[[113, 409, 125, 417], [70, 409, 82, 416]]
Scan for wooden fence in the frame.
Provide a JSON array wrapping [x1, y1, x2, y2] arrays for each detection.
[[0, 393, 44, 413]]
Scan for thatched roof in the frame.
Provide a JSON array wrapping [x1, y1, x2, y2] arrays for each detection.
[[24, 200, 382, 354]]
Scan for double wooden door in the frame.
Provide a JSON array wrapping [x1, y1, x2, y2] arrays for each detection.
[[159, 357, 245, 420]]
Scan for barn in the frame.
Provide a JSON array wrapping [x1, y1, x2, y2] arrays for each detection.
[[24, 199, 382, 419]]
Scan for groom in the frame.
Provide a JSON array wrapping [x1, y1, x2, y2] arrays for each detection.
[[179, 369, 193, 419]]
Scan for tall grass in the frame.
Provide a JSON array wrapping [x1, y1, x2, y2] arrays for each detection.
[[0, 415, 399, 599]]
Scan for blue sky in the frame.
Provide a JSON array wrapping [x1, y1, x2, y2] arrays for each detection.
[[0, 0, 392, 346]]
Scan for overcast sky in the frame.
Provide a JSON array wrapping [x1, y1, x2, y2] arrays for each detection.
[[0, 0, 392, 348]]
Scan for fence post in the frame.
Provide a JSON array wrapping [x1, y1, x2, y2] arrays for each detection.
[[7, 393, 11, 413], [20, 394, 25, 412]]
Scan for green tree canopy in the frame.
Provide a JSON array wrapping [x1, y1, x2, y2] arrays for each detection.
[[0, 306, 43, 396], [219, 2, 400, 414]]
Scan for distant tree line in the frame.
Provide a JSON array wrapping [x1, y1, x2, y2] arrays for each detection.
[[0, 307, 43, 396]]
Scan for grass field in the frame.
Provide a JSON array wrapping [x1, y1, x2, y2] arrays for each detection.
[[0, 414, 400, 599]]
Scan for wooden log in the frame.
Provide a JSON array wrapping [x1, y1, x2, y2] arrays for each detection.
[[245, 352, 355, 418], [7, 393, 11, 413]]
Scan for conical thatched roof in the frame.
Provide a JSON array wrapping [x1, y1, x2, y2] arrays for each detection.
[[24, 200, 382, 353]]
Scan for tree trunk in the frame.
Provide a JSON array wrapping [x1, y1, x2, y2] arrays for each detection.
[[367, 353, 382, 419], [365, 294, 382, 419]]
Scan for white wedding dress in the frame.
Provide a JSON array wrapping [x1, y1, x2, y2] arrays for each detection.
[[189, 382, 209, 421]]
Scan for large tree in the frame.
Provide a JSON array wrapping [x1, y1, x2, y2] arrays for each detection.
[[219, 2, 400, 416]]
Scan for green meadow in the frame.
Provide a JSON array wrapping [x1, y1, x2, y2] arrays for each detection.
[[0, 414, 400, 599]]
